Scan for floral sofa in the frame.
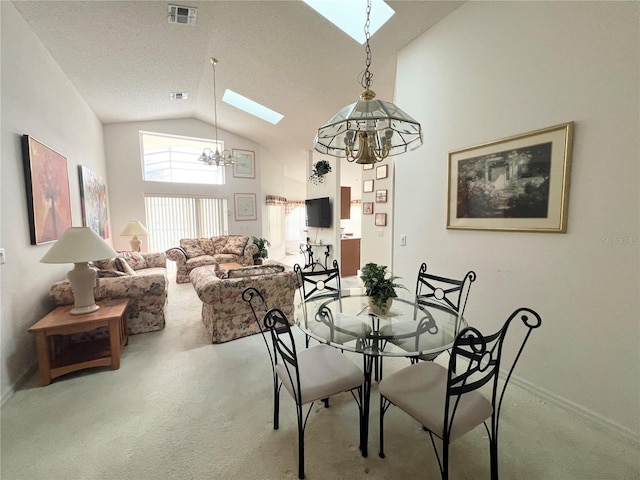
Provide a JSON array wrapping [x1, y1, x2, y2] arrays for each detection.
[[189, 261, 299, 343], [50, 251, 168, 335], [166, 235, 259, 284]]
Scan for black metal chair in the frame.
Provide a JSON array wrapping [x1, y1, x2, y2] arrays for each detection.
[[261, 305, 364, 480], [378, 307, 542, 480], [383, 263, 477, 363], [295, 259, 371, 348]]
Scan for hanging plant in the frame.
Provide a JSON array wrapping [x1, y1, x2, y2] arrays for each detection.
[[309, 160, 332, 184]]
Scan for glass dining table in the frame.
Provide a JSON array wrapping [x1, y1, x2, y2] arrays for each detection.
[[294, 288, 464, 457]]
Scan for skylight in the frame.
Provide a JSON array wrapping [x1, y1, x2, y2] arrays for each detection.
[[222, 90, 284, 125], [302, 0, 394, 44]]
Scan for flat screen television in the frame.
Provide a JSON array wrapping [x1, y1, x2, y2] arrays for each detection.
[[305, 197, 332, 228]]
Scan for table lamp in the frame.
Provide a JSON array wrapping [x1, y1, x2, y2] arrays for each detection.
[[120, 220, 150, 252], [40, 226, 117, 315]]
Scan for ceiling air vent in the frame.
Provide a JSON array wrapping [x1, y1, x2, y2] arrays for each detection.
[[170, 92, 188, 100], [168, 5, 196, 25]]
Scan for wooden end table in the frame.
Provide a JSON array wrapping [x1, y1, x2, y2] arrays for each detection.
[[28, 298, 129, 386]]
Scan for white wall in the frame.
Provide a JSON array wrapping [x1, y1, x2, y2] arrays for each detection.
[[394, 1, 639, 437], [1, 2, 108, 400]]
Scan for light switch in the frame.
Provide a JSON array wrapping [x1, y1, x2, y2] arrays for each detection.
[[400, 235, 406, 246], [377, 229, 383, 237], [0, 248, 5, 264]]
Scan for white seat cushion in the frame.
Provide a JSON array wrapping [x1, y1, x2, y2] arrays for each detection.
[[380, 321, 454, 360], [275, 344, 363, 405], [379, 361, 492, 441]]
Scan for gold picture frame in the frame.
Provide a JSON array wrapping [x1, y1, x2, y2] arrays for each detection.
[[447, 122, 573, 233]]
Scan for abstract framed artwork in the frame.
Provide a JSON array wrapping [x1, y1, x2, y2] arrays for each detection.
[[447, 122, 574, 233], [375, 213, 387, 226], [362, 202, 373, 215], [375, 189, 387, 203], [363, 163, 374, 170], [234, 193, 257, 221], [79, 166, 111, 239], [376, 164, 388, 179], [363, 179, 374, 193], [232, 149, 256, 178], [21, 135, 72, 245]]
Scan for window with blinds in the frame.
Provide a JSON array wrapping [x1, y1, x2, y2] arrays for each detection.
[[144, 195, 228, 254]]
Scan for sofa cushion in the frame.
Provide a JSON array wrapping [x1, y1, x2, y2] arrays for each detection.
[[200, 238, 216, 256], [180, 238, 206, 258], [211, 236, 228, 254], [118, 251, 147, 271], [222, 236, 249, 256], [93, 258, 119, 271], [227, 264, 285, 279], [97, 269, 130, 278], [116, 257, 136, 275]]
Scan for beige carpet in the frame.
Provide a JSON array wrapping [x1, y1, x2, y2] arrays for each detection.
[[1, 279, 638, 479]]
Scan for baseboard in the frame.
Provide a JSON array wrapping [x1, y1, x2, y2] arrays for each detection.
[[1, 362, 37, 407], [509, 374, 640, 445]]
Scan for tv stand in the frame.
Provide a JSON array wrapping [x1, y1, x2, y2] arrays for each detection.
[[300, 243, 331, 271]]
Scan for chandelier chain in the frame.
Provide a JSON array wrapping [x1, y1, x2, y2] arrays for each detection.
[[359, 0, 373, 91], [211, 58, 220, 146]]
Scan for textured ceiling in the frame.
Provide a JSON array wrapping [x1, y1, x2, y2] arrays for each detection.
[[12, 0, 463, 183]]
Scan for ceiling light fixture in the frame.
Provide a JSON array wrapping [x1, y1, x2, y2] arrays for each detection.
[[313, 0, 423, 164], [199, 58, 235, 167]]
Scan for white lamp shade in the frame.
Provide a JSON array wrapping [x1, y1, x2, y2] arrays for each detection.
[[120, 220, 150, 237], [40, 227, 117, 264]]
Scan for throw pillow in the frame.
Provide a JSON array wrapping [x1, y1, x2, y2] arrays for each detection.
[[200, 238, 215, 256], [180, 239, 206, 258], [116, 257, 136, 275], [211, 236, 228, 255], [227, 265, 284, 279], [222, 235, 249, 256], [93, 258, 119, 271], [117, 251, 147, 270]]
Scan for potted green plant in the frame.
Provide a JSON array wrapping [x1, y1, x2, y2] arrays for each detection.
[[252, 236, 271, 265], [309, 160, 332, 184], [360, 262, 407, 315]]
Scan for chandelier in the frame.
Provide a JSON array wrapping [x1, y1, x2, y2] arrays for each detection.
[[313, 0, 422, 164], [199, 57, 235, 167]]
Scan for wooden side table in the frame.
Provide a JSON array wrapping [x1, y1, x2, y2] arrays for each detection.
[[28, 298, 129, 386]]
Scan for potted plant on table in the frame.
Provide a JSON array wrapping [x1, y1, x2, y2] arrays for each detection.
[[360, 262, 407, 315], [252, 236, 271, 265]]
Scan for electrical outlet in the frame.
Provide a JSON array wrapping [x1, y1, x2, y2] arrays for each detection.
[[0, 248, 5, 264], [400, 235, 407, 246]]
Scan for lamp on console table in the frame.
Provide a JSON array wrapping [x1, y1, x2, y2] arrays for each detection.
[[40, 226, 117, 315], [120, 220, 150, 252]]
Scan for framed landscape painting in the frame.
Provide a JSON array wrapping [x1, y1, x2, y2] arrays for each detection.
[[79, 165, 110, 239], [21, 135, 72, 245], [447, 122, 573, 233]]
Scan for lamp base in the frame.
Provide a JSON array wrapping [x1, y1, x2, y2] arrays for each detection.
[[67, 262, 99, 315], [70, 304, 100, 315], [129, 235, 142, 252]]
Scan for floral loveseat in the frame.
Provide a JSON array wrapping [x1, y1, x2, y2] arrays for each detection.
[[189, 261, 299, 343], [166, 235, 258, 284], [50, 251, 168, 335]]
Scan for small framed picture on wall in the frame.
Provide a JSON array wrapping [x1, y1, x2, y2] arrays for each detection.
[[363, 179, 374, 193], [376, 164, 388, 179], [362, 202, 373, 215], [363, 163, 374, 170], [375, 189, 387, 203], [375, 213, 387, 226]]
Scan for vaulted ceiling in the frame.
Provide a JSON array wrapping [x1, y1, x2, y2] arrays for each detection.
[[12, 1, 463, 182]]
